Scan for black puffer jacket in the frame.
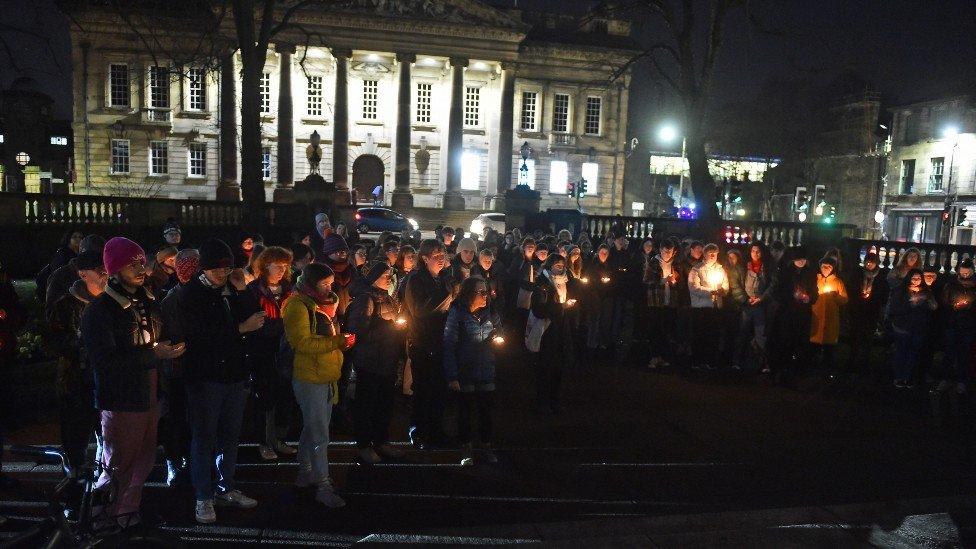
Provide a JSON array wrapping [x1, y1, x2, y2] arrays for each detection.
[[172, 275, 257, 384], [345, 285, 405, 377], [81, 282, 161, 412], [403, 268, 453, 355]]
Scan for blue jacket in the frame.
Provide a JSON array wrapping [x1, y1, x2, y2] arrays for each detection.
[[442, 303, 501, 391]]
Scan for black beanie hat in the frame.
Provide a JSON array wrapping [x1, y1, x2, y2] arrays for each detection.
[[199, 239, 234, 270], [365, 262, 391, 285], [76, 249, 104, 271], [301, 262, 335, 287]]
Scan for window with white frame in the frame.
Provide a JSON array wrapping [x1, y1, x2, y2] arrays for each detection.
[[188, 143, 207, 177], [520, 91, 538, 131], [549, 160, 568, 194], [148, 66, 169, 109], [552, 93, 570, 133], [464, 86, 480, 127], [262, 147, 273, 180], [362, 79, 378, 119], [187, 68, 206, 110], [306, 75, 323, 117], [110, 139, 130, 174], [930, 157, 945, 191], [149, 141, 168, 175], [260, 72, 271, 114], [584, 96, 602, 135], [416, 82, 432, 123], [109, 64, 130, 107], [582, 162, 599, 195], [461, 151, 481, 190], [517, 158, 536, 189]]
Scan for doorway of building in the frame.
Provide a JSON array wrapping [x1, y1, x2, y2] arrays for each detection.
[[352, 154, 385, 205]]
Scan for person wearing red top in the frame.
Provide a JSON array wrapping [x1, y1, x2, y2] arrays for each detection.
[[244, 246, 297, 461]]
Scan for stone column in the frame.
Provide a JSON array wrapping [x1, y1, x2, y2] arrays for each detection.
[[217, 54, 240, 202], [332, 49, 351, 192], [392, 52, 415, 210], [443, 57, 468, 210], [276, 43, 295, 189], [496, 62, 516, 200]]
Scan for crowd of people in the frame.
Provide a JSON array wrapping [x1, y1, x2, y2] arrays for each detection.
[[0, 213, 974, 529]]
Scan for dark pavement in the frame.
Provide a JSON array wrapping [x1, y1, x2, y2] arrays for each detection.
[[4, 348, 976, 546]]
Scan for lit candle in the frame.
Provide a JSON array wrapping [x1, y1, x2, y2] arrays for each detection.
[[601, 276, 611, 284], [707, 270, 723, 291], [581, 277, 590, 284], [395, 316, 407, 327], [821, 284, 834, 294], [492, 335, 505, 345]]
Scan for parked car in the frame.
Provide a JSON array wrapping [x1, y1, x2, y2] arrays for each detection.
[[469, 213, 505, 237], [355, 207, 419, 234]]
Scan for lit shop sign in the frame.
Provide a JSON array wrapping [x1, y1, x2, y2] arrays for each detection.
[[50, 136, 69, 146]]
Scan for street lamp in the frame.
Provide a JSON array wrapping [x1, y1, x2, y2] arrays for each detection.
[[518, 141, 531, 187], [15, 152, 30, 166], [657, 124, 687, 211]]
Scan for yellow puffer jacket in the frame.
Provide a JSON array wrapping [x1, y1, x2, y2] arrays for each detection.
[[282, 292, 345, 393]]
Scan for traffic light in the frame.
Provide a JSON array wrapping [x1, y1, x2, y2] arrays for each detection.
[[578, 178, 588, 197], [729, 178, 743, 203], [567, 181, 575, 197], [795, 187, 810, 212], [942, 204, 952, 224]]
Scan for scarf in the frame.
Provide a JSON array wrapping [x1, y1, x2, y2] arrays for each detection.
[[545, 270, 568, 303], [748, 260, 763, 274], [298, 281, 338, 317], [328, 258, 353, 288]]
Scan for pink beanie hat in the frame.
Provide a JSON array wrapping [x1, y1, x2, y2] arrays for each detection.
[[103, 237, 147, 276]]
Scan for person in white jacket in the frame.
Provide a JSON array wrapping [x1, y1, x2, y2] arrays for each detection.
[[688, 244, 729, 370]]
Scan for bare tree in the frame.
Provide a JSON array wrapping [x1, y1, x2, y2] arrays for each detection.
[[594, 0, 746, 225]]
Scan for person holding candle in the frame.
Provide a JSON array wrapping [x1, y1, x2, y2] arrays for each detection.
[[674, 241, 704, 360], [585, 244, 614, 351], [393, 245, 418, 300], [346, 262, 407, 464], [644, 238, 681, 370], [768, 247, 818, 382], [244, 246, 296, 462], [530, 254, 577, 414], [918, 266, 945, 385], [886, 247, 922, 297], [844, 252, 888, 380], [688, 243, 729, 371], [472, 248, 505, 311], [889, 269, 937, 389], [283, 263, 354, 507], [403, 239, 454, 449], [731, 244, 773, 372], [810, 256, 848, 380], [607, 233, 634, 352], [934, 259, 976, 395], [444, 277, 503, 465]]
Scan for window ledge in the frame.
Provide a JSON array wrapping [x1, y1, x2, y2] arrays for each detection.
[[301, 118, 329, 126], [463, 128, 485, 136], [176, 111, 211, 120], [108, 173, 130, 177], [146, 175, 170, 180], [260, 114, 276, 122], [185, 176, 208, 184], [356, 120, 384, 126], [412, 124, 438, 132]]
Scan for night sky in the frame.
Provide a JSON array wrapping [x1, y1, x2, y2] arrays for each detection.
[[2, 0, 974, 155]]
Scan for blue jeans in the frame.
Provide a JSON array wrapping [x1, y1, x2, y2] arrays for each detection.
[[186, 380, 247, 501], [292, 379, 334, 483], [893, 331, 925, 382], [734, 305, 766, 367], [941, 327, 974, 383]]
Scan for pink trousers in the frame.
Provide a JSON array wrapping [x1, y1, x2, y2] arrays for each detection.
[[95, 372, 158, 519]]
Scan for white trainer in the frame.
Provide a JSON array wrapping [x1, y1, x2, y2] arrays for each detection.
[[195, 499, 216, 524]]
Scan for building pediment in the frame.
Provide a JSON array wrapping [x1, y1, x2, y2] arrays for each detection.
[[295, 0, 528, 32]]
